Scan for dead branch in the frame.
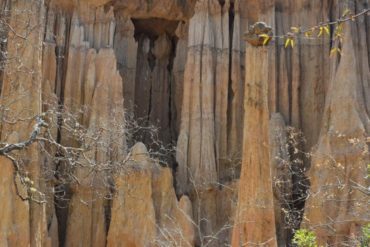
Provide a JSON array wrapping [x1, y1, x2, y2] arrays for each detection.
[[0, 116, 47, 155]]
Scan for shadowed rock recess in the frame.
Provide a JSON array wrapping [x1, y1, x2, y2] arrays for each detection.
[[0, 0, 368, 246]]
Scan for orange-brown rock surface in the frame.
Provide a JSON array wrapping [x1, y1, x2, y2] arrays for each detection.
[[64, 48, 124, 247], [231, 43, 277, 246], [0, 0, 368, 246], [107, 143, 194, 247], [303, 19, 369, 245], [269, 113, 292, 246], [0, 0, 47, 245]]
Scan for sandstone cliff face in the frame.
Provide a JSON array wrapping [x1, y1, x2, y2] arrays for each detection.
[[269, 113, 292, 246], [303, 17, 370, 245], [0, 0, 46, 245], [0, 0, 368, 246], [64, 48, 124, 247], [231, 43, 277, 246], [107, 143, 194, 247]]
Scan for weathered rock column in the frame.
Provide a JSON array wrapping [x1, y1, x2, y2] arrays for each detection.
[[113, 17, 137, 112], [0, 0, 47, 246], [303, 20, 370, 245], [175, 0, 229, 244], [107, 143, 194, 247], [227, 0, 244, 170], [232, 39, 277, 246], [64, 48, 124, 247], [269, 113, 292, 246]]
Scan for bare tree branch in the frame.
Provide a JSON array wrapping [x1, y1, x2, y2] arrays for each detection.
[[0, 116, 47, 155]]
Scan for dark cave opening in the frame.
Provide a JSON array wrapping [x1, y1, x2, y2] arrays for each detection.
[[128, 18, 180, 169], [131, 18, 179, 41]]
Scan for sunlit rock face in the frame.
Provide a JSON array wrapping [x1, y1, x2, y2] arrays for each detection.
[[302, 19, 370, 246], [107, 142, 194, 247], [0, 0, 368, 246], [231, 43, 277, 246]]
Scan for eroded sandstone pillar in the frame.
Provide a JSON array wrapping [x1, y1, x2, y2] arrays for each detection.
[[64, 48, 124, 247], [303, 20, 370, 245], [107, 143, 194, 247], [269, 113, 292, 246], [175, 1, 226, 244], [232, 43, 277, 246], [0, 0, 47, 246]]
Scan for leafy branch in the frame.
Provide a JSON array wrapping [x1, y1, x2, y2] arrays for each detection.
[[259, 7, 369, 52]]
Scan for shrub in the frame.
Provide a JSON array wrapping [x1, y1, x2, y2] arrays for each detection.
[[292, 229, 317, 247]]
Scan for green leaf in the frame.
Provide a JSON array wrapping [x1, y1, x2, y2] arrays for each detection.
[[305, 29, 313, 38], [342, 8, 351, 18], [293, 229, 317, 247], [259, 33, 271, 46], [291, 26, 300, 33], [324, 25, 330, 35], [361, 223, 370, 246], [284, 37, 295, 48], [330, 47, 338, 56], [318, 27, 323, 37], [285, 38, 291, 48], [258, 33, 269, 38]]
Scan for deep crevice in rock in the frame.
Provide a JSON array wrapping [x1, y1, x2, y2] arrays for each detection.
[[128, 18, 180, 168]]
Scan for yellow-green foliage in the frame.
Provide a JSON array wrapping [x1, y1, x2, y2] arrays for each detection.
[[292, 229, 317, 247]]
